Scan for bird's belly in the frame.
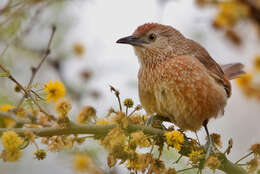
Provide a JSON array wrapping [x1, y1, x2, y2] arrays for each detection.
[[154, 77, 227, 131], [138, 64, 227, 131]]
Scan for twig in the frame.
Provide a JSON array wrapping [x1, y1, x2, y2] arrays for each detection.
[[17, 25, 56, 108], [235, 152, 253, 164], [109, 85, 122, 112], [176, 167, 194, 173], [0, 64, 50, 116]]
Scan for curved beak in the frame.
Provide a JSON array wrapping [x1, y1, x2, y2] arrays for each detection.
[[116, 36, 147, 46]]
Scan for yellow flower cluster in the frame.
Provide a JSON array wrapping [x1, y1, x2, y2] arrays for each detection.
[[164, 130, 184, 150], [214, 0, 249, 28], [188, 149, 204, 164], [130, 131, 150, 148], [73, 42, 85, 57], [1, 131, 23, 161], [76, 106, 96, 124], [55, 98, 71, 119], [0, 104, 15, 128], [34, 149, 46, 160], [73, 154, 91, 172], [205, 156, 221, 171], [44, 80, 66, 102]]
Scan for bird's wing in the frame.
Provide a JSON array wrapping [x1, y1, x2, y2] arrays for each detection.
[[186, 39, 231, 97]]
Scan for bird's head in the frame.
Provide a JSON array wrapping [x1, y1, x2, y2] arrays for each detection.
[[116, 23, 188, 64]]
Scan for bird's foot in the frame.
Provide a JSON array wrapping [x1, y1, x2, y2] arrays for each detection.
[[204, 139, 215, 160]]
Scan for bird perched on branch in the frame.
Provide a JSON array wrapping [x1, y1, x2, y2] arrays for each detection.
[[116, 23, 245, 157]]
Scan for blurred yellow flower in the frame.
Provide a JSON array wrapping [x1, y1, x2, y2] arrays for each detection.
[[55, 98, 71, 119], [73, 154, 91, 172], [214, 0, 249, 28], [236, 73, 252, 87], [165, 130, 184, 150], [73, 42, 85, 57], [0, 104, 15, 128], [189, 149, 203, 164], [0, 104, 14, 112], [76, 106, 96, 124], [44, 80, 66, 102], [130, 131, 150, 148], [96, 118, 112, 125], [205, 156, 221, 171], [253, 55, 260, 71], [1, 131, 23, 161]]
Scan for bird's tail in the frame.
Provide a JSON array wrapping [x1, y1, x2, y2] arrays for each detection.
[[221, 63, 245, 80]]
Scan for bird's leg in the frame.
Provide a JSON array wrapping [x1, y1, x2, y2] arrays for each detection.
[[145, 114, 169, 130], [203, 120, 213, 159]]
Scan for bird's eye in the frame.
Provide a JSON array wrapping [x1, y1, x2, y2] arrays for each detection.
[[148, 33, 156, 41]]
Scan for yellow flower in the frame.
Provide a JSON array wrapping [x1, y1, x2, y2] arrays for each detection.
[[1, 131, 23, 161], [0, 104, 14, 112], [254, 55, 260, 71], [130, 131, 150, 148], [55, 98, 71, 119], [165, 130, 184, 150], [44, 80, 66, 102], [96, 118, 112, 125], [250, 143, 260, 156], [34, 149, 46, 160], [205, 156, 221, 172], [236, 73, 252, 87], [123, 98, 134, 108], [0, 104, 15, 128], [214, 1, 249, 28], [76, 106, 96, 124], [73, 154, 91, 172], [189, 149, 204, 164], [73, 42, 85, 57]]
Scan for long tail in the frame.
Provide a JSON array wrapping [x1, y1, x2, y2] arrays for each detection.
[[221, 63, 245, 80]]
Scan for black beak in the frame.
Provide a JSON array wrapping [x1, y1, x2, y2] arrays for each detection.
[[116, 36, 147, 46]]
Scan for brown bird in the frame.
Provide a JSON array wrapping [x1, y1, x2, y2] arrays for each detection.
[[116, 23, 244, 156]]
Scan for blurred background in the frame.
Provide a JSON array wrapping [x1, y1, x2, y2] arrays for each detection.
[[0, 0, 260, 173]]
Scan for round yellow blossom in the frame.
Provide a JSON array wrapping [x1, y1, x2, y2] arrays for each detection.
[[1, 131, 23, 161], [55, 98, 71, 119], [34, 149, 46, 160], [188, 149, 204, 164], [214, 1, 249, 28], [247, 157, 259, 173], [73, 154, 91, 172], [14, 85, 21, 93], [44, 80, 66, 102], [205, 156, 221, 172], [254, 55, 260, 71], [2, 131, 23, 151], [165, 130, 184, 150], [236, 73, 252, 87], [0, 104, 14, 112], [76, 106, 96, 124], [0, 104, 15, 128], [130, 131, 150, 148], [73, 42, 85, 57], [123, 98, 134, 108], [250, 143, 260, 156]]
